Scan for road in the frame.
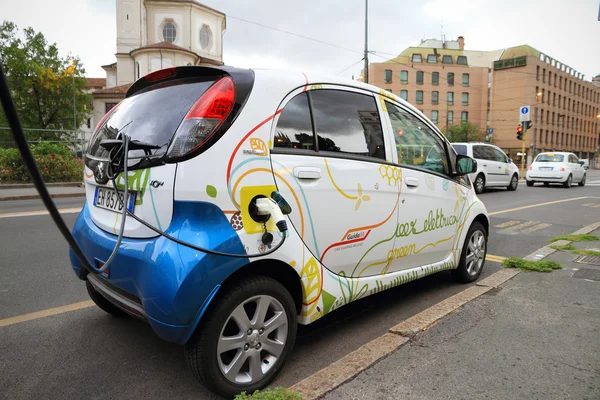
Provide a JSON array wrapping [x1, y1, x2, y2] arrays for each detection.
[[2, 172, 600, 399]]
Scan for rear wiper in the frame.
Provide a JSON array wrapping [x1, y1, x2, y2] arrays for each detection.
[[101, 139, 161, 156]]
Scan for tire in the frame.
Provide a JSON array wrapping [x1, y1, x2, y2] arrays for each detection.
[[185, 276, 297, 398], [578, 174, 586, 187], [453, 221, 487, 283], [474, 174, 485, 194], [507, 174, 519, 191], [85, 279, 127, 317], [543, 182, 550, 187], [563, 175, 572, 188], [526, 180, 534, 187]]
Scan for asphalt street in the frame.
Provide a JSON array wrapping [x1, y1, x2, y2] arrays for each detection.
[[1, 171, 599, 399]]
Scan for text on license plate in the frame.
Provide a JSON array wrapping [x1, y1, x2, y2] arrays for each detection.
[[540, 167, 553, 171], [94, 187, 136, 213]]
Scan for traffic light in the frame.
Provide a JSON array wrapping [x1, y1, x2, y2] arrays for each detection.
[[516, 124, 524, 140]]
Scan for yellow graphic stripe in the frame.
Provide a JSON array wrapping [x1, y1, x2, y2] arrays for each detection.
[[357, 259, 390, 278], [414, 234, 456, 255], [0, 301, 94, 328], [324, 158, 357, 200]]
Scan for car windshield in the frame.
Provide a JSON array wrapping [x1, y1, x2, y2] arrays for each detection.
[[535, 154, 564, 163], [452, 144, 467, 155]]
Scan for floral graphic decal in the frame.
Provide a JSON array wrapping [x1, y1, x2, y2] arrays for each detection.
[[355, 183, 371, 211]]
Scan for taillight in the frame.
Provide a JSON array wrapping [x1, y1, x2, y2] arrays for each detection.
[[166, 77, 235, 160], [529, 165, 533, 170], [144, 67, 177, 83], [560, 166, 566, 171]]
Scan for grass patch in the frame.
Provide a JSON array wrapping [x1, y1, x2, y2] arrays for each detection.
[[572, 249, 600, 257], [549, 234, 600, 243], [235, 388, 304, 400], [502, 257, 562, 272], [550, 243, 576, 251]]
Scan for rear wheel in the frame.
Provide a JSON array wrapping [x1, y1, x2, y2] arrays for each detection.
[[453, 222, 487, 283], [185, 276, 297, 398], [85, 280, 127, 317], [563, 175, 572, 188], [526, 180, 534, 187], [507, 174, 519, 191], [474, 174, 485, 194], [579, 174, 586, 187]]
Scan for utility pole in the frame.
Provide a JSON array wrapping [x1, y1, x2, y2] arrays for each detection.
[[363, 0, 369, 84], [520, 124, 527, 178]]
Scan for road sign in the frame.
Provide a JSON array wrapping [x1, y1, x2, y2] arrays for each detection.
[[519, 105, 531, 122], [487, 128, 494, 134]]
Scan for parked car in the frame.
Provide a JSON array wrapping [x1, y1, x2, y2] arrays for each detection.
[[71, 66, 489, 397], [525, 152, 586, 188], [452, 142, 520, 194]]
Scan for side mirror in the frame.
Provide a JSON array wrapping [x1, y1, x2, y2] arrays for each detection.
[[508, 158, 513, 163], [456, 155, 477, 175], [578, 161, 585, 166]]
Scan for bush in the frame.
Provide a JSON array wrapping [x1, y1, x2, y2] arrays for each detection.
[[234, 388, 304, 400], [0, 143, 83, 183]]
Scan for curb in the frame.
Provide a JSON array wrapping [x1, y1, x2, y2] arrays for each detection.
[[291, 221, 600, 400], [0, 193, 86, 201], [0, 182, 83, 189]]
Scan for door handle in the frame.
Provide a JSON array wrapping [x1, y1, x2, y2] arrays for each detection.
[[483, 164, 487, 167], [405, 177, 420, 188], [293, 166, 321, 180]]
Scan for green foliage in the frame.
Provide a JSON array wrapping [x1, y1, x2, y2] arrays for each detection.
[[550, 243, 576, 251], [234, 388, 304, 400], [445, 121, 487, 143], [549, 234, 600, 243], [502, 257, 562, 273], [572, 249, 600, 257], [0, 21, 91, 136], [0, 142, 82, 182]]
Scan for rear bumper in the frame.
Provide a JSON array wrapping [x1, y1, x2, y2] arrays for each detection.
[[526, 171, 567, 182], [70, 201, 248, 344]]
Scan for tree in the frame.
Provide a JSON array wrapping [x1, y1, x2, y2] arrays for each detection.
[[0, 21, 91, 136], [445, 121, 487, 143]]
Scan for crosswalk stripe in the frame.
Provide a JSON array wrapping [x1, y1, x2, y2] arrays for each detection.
[[493, 221, 521, 228], [522, 223, 553, 233], [502, 221, 540, 232]]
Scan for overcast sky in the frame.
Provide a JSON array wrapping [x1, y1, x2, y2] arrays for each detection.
[[2, 0, 599, 81]]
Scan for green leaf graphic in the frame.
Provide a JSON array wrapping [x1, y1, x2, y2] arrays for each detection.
[[206, 185, 217, 198], [321, 290, 336, 315]]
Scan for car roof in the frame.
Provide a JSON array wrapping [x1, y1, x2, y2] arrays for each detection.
[[538, 151, 570, 155]]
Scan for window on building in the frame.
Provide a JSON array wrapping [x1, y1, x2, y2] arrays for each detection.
[[427, 54, 437, 63], [542, 88, 545, 103], [447, 72, 454, 86], [559, 76, 562, 89], [311, 90, 385, 159], [543, 68, 546, 83], [461, 111, 468, 122], [400, 90, 408, 101], [461, 92, 469, 106], [432, 72, 439, 85], [416, 71, 424, 85], [536, 66, 540, 81], [385, 101, 448, 174], [412, 54, 422, 63], [447, 92, 454, 105], [162, 21, 177, 43], [552, 112, 555, 125], [274, 92, 315, 150], [534, 107, 538, 123], [105, 102, 118, 114], [447, 111, 453, 124], [86, 118, 91, 129], [569, 80, 572, 93], [431, 110, 439, 123], [442, 55, 453, 64], [384, 69, 392, 83], [553, 93, 556, 106], [199, 25, 211, 49], [457, 56, 468, 65], [462, 73, 469, 87], [550, 131, 554, 144], [558, 95, 561, 108], [548, 72, 552, 86], [416, 90, 423, 104], [432, 91, 439, 105], [400, 70, 408, 84], [541, 108, 544, 123]]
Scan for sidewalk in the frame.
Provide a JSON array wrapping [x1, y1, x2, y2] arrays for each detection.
[[0, 185, 85, 201], [324, 232, 600, 399]]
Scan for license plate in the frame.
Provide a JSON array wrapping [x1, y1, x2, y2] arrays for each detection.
[[540, 167, 553, 171], [94, 187, 136, 213]]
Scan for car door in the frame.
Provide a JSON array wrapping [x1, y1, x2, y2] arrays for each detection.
[[472, 145, 499, 186], [381, 101, 466, 272], [491, 147, 511, 186], [270, 87, 398, 278], [570, 154, 584, 181]]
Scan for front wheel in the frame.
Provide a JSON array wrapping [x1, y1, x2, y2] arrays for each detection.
[[185, 276, 297, 398], [507, 174, 519, 191], [474, 174, 485, 194], [563, 175, 572, 188], [579, 174, 586, 187], [453, 222, 487, 283]]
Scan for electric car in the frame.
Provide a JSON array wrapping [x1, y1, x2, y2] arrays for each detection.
[[71, 66, 489, 397], [525, 152, 587, 187]]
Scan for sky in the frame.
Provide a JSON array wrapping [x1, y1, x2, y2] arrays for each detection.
[[1, 0, 599, 81]]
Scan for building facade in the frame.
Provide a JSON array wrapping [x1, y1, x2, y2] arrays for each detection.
[[369, 38, 600, 167]]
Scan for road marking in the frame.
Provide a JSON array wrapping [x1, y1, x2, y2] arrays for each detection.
[[502, 220, 540, 232], [522, 223, 552, 233], [0, 301, 94, 328], [494, 220, 553, 233], [489, 196, 592, 216], [486, 254, 507, 263], [0, 207, 82, 218], [493, 221, 521, 228]]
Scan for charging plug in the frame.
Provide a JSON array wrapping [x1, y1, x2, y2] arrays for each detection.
[[255, 197, 288, 232]]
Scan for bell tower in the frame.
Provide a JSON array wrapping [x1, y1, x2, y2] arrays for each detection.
[[116, 0, 143, 54]]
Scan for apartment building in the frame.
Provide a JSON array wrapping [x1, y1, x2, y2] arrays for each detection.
[[369, 38, 600, 166]]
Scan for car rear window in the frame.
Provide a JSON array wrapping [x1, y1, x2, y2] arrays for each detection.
[[452, 144, 467, 155], [535, 154, 564, 162], [86, 79, 215, 168]]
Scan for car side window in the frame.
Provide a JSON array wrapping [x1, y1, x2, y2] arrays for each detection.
[[274, 92, 315, 150], [493, 148, 508, 163], [385, 101, 449, 175], [472, 145, 486, 160], [310, 89, 386, 160]]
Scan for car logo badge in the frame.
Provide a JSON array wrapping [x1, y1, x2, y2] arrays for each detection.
[[94, 162, 109, 185]]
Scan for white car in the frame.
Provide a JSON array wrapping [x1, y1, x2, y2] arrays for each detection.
[[71, 66, 489, 397], [452, 143, 520, 194], [525, 152, 587, 188]]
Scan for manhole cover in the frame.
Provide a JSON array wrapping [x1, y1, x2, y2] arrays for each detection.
[[573, 268, 600, 281], [574, 255, 600, 266]]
